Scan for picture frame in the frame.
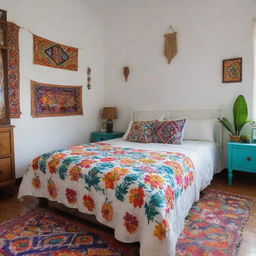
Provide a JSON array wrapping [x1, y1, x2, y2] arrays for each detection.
[[222, 57, 242, 83]]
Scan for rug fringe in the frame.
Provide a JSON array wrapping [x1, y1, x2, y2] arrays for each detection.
[[232, 198, 253, 256]]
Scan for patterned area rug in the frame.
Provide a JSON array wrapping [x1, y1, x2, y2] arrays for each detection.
[[0, 189, 252, 256], [176, 189, 253, 256]]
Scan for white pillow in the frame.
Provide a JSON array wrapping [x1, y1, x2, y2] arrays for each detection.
[[183, 119, 216, 142], [123, 121, 133, 139], [123, 115, 165, 140]]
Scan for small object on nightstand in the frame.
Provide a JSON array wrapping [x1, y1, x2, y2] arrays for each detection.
[[252, 121, 256, 143], [240, 135, 250, 143], [90, 131, 124, 143], [100, 120, 106, 133], [228, 142, 256, 186], [102, 107, 117, 133]]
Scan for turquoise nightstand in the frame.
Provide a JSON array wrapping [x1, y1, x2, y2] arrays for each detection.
[[228, 142, 256, 185], [90, 131, 124, 143]]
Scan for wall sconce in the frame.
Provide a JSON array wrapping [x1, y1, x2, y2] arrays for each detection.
[[123, 66, 129, 82]]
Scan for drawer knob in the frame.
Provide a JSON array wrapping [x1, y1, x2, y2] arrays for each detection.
[[247, 157, 252, 161]]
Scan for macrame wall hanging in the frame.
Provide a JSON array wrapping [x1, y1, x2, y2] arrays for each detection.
[[164, 25, 177, 64]]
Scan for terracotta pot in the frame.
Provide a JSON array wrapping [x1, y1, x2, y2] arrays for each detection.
[[230, 135, 241, 142]]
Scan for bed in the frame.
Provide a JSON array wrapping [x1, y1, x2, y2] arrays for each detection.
[[18, 109, 224, 256]]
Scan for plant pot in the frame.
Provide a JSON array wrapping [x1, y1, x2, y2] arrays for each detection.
[[230, 135, 241, 142]]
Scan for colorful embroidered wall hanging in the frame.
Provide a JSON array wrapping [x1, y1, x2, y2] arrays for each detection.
[[33, 35, 78, 71], [0, 50, 5, 120], [31, 80, 83, 118], [222, 57, 242, 83], [7, 22, 20, 118]]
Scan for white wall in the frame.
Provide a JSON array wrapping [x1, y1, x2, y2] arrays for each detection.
[[102, 0, 256, 133], [253, 19, 256, 120], [1, 0, 105, 177], [1, 0, 256, 177]]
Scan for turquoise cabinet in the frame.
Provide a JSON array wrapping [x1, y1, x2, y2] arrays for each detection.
[[228, 142, 256, 185], [90, 131, 124, 143]]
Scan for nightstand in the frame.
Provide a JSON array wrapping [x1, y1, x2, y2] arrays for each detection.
[[228, 142, 256, 185], [90, 131, 124, 142]]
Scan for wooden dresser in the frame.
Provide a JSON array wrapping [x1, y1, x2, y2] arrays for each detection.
[[0, 125, 15, 188]]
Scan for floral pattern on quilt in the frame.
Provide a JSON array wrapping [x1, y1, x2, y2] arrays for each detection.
[[21, 143, 194, 255], [126, 120, 156, 143], [152, 119, 186, 144]]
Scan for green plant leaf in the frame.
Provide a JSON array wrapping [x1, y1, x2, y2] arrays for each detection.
[[217, 117, 235, 135], [233, 95, 249, 135], [239, 120, 252, 133]]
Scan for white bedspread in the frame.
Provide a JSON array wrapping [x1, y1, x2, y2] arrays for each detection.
[[18, 139, 223, 256], [106, 138, 223, 254]]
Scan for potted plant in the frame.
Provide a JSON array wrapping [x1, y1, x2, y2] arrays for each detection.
[[218, 95, 251, 142]]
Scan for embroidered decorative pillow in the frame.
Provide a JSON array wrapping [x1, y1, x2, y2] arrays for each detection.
[[126, 121, 156, 143], [152, 119, 186, 144]]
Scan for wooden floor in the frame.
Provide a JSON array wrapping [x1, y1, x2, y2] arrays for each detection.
[[0, 170, 256, 256]]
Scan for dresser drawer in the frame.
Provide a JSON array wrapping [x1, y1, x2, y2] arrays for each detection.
[[0, 130, 11, 156], [232, 147, 256, 171], [0, 157, 12, 182]]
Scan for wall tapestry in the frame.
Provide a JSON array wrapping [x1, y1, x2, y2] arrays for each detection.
[[33, 35, 78, 71], [164, 26, 177, 64], [222, 57, 242, 83], [31, 80, 83, 118], [7, 22, 20, 118], [0, 50, 5, 119]]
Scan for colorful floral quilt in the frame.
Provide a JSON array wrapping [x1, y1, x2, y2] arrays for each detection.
[[18, 143, 195, 256]]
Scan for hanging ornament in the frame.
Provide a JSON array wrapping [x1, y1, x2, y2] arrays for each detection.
[[164, 25, 177, 64], [123, 66, 129, 82], [87, 67, 91, 89]]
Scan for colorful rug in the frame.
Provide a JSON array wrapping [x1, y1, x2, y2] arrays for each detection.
[[0, 189, 252, 256], [7, 22, 20, 118], [0, 209, 139, 256], [176, 189, 253, 256], [33, 34, 78, 71]]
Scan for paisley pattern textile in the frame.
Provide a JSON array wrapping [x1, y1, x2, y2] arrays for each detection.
[[19, 142, 195, 256], [152, 119, 186, 144], [0, 209, 139, 256], [176, 189, 253, 256], [126, 120, 155, 143]]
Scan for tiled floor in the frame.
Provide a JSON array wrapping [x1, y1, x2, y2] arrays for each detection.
[[0, 170, 256, 255]]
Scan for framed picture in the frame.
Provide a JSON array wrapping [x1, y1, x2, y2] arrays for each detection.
[[222, 57, 242, 83]]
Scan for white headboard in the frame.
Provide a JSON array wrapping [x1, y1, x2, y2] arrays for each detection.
[[131, 108, 223, 145]]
